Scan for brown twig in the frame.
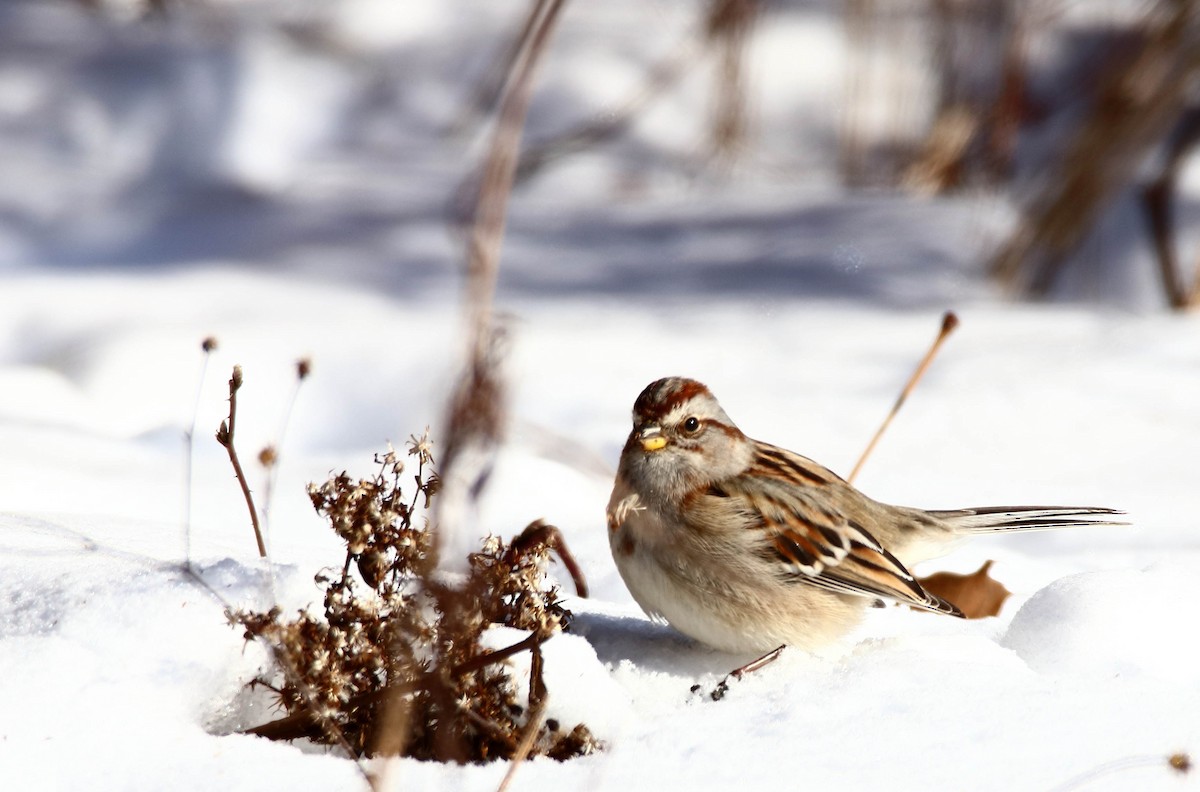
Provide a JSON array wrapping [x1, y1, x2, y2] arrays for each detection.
[[451, 631, 545, 678], [215, 366, 267, 558], [461, 0, 566, 355], [495, 697, 548, 792], [447, 0, 544, 137], [177, 353, 366, 774], [509, 520, 589, 598], [496, 637, 549, 792], [439, 0, 567, 507], [429, 2, 567, 762], [848, 311, 959, 484], [515, 0, 757, 184]]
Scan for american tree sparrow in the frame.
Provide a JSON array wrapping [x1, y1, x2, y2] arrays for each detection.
[[606, 377, 1122, 653]]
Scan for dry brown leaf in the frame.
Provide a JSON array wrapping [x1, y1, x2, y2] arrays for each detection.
[[918, 560, 1011, 619]]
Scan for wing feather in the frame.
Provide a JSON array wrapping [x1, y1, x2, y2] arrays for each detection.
[[732, 442, 963, 617]]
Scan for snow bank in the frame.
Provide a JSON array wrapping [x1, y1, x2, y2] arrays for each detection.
[[1004, 564, 1200, 681]]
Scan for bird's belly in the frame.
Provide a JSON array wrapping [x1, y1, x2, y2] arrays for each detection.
[[610, 527, 863, 653]]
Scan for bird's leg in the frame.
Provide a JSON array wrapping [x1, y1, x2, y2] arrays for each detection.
[[692, 644, 786, 701]]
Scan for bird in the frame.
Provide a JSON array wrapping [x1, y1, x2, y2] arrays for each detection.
[[606, 376, 1123, 653]]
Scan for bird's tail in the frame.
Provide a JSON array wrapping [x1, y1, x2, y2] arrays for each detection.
[[927, 505, 1126, 534]]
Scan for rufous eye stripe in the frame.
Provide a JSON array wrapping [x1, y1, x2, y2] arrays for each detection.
[[695, 419, 743, 441]]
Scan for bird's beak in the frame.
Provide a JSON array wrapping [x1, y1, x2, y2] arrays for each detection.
[[639, 425, 667, 452]]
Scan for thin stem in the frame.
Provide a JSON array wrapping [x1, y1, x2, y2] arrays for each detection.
[[509, 520, 589, 598], [451, 631, 543, 678], [260, 358, 311, 536], [848, 311, 959, 485], [183, 337, 217, 567], [495, 697, 547, 792], [1049, 752, 1190, 792], [216, 366, 267, 558]]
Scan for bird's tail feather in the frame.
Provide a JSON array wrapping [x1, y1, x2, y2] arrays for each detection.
[[928, 506, 1126, 534]]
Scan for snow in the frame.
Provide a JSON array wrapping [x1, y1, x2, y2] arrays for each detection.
[[1, 1, 1197, 790]]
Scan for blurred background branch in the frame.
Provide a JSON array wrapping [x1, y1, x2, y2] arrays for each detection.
[[14, 0, 1200, 310]]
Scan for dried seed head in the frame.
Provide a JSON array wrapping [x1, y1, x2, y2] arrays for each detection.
[[297, 358, 312, 380], [231, 433, 595, 762], [202, 336, 218, 353], [259, 446, 278, 468], [407, 428, 434, 465]]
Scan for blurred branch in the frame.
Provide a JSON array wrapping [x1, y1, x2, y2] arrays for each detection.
[[1141, 107, 1200, 309], [511, 0, 757, 184], [706, 0, 760, 164], [515, 35, 702, 183], [990, 0, 1200, 296], [839, 0, 874, 186], [448, 2, 547, 137], [441, 0, 567, 494], [427, 4, 568, 757], [460, 0, 566, 366]]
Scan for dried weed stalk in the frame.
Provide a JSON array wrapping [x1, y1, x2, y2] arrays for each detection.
[[215, 366, 268, 558], [228, 435, 596, 763]]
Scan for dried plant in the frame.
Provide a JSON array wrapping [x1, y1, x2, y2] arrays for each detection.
[[215, 366, 267, 558], [215, 0, 592, 772], [228, 434, 595, 763], [212, 1, 601, 775]]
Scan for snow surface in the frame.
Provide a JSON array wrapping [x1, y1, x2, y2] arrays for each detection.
[[1, 1, 1198, 790]]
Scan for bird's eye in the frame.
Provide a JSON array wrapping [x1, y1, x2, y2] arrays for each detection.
[[681, 416, 702, 434]]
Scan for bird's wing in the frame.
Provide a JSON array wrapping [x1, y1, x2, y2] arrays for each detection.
[[718, 442, 962, 617]]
